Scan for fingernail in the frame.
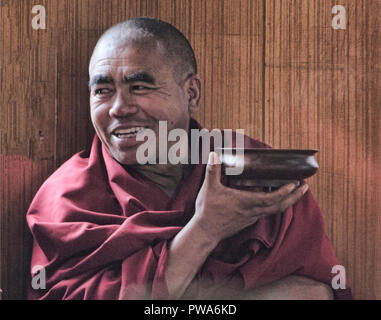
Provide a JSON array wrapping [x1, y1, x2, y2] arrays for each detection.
[[208, 152, 220, 165]]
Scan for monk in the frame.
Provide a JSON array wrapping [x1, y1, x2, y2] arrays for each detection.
[[26, 17, 352, 300]]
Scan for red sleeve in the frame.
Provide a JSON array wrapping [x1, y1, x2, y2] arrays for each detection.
[[287, 189, 353, 299], [238, 188, 353, 300], [230, 135, 352, 299]]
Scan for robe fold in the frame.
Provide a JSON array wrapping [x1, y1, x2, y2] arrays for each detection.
[[26, 120, 352, 300]]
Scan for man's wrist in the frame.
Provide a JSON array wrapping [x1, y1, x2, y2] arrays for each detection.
[[186, 215, 220, 251], [165, 214, 219, 299]]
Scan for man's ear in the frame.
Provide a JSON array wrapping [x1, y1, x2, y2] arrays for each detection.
[[185, 75, 201, 114]]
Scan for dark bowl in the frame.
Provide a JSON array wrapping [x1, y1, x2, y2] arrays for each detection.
[[218, 148, 319, 188]]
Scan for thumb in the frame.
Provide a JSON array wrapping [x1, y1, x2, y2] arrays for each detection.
[[205, 152, 221, 184]]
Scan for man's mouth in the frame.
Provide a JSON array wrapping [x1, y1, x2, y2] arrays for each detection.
[[113, 127, 147, 138]]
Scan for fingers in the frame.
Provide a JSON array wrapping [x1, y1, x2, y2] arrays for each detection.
[[205, 152, 222, 186], [257, 183, 299, 207], [258, 184, 309, 216], [233, 183, 308, 218], [233, 183, 298, 208]]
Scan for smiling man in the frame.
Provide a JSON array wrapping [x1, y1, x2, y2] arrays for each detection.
[[26, 17, 352, 300], [87, 25, 200, 195], [88, 28, 199, 166]]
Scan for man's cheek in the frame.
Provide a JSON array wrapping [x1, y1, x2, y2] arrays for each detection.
[[91, 107, 108, 128]]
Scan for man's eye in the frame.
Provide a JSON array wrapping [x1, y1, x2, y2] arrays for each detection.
[[94, 88, 112, 95], [131, 85, 152, 92]]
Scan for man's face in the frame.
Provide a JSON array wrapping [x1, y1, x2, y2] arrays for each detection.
[[89, 40, 194, 164]]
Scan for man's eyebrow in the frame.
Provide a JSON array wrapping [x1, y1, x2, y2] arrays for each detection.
[[123, 72, 156, 85], [88, 75, 115, 88]]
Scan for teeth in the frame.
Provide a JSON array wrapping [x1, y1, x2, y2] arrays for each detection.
[[114, 127, 145, 138], [115, 127, 145, 134]]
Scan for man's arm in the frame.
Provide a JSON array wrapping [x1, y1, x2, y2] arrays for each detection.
[[167, 227, 334, 300], [165, 218, 218, 299], [165, 153, 309, 299]]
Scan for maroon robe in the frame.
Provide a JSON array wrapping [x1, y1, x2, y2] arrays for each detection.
[[26, 121, 352, 300]]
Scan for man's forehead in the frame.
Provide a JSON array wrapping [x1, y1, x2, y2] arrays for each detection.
[[91, 57, 153, 71], [90, 48, 172, 80], [90, 36, 165, 67], [89, 58, 163, 80]]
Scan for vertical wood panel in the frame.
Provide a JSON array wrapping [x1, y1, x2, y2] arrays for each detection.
[[1, 0, 58, 299], [264, 0, 381, 299], [192, 0, 264, 139], [0, 0, 264, 299], [1, 0, 380, 300]]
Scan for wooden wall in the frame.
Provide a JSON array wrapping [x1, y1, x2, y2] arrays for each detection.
[[1, 0, 380, 299]]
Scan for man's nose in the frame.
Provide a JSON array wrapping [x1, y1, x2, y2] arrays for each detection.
[[109, 91, 138, 118]]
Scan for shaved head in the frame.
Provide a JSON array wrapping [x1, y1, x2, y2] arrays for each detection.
[[90, 17, 197, 84]]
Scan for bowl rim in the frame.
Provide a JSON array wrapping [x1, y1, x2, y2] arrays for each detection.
[[216, 148, 318, 154]]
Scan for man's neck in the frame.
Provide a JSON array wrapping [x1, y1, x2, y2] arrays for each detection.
[[127, 120, 197, 197], [130, 163, 191, 197]]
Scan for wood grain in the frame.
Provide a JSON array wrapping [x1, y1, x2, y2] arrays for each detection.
[[264, 0, 381, 299], [1, 0, 380, 299]]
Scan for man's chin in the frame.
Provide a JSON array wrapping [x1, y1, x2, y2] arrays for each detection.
[[113, 154, 139, 166], [105, 147, 138, 165]]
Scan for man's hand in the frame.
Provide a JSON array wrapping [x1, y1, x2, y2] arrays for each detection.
[[165, 152, 309, 299], [192, 152, 309, 244]]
